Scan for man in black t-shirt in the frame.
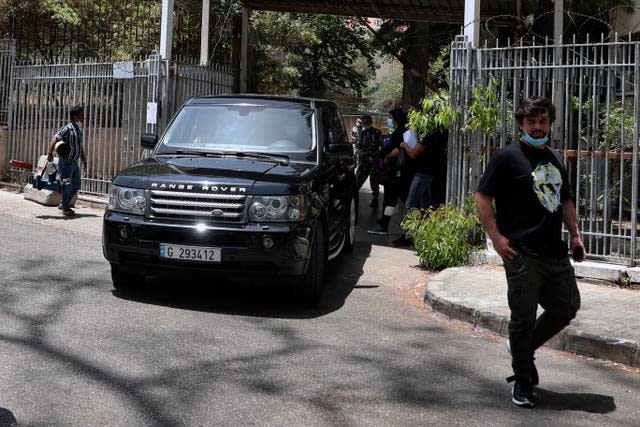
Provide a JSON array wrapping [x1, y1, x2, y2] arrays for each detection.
[[475, 97, 586, 408]]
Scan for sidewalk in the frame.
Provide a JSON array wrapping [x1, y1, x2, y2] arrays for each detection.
[[0, 186, 106, 238], [426, 265, 640, 368]]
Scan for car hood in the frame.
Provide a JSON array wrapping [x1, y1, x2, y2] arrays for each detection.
[[112, 156, 316, 189]]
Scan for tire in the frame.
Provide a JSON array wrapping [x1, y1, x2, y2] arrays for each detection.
[[110, 263, 145, 290], [343, 195, 357, 252], [300, 221, 327, 304]]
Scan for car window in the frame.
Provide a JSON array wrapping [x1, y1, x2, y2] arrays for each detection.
[[158, 105, 315, 154], [322, 103, 348, 146]]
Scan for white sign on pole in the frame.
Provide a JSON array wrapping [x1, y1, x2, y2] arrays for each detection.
[[147, 102, 158, 125]]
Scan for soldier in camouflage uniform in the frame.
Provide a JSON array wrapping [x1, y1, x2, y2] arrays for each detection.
[[353, 114, 383, 207]]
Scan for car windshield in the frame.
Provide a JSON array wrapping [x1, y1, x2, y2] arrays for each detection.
[[157, 104, 315, 155]]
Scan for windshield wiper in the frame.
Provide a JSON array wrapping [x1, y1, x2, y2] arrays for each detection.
[[235, 151, 290, 165], [157, 150, 225, 157], [156, 150, 290, 165]]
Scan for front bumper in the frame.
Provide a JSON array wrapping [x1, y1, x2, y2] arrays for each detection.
[[102, 211, 314, 277]]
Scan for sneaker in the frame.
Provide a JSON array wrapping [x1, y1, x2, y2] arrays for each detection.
[[58, 203, 63, 210], [369, 197, 378, 208], [512, 380, 535, 408], [392, 236, 412, 246], [62, 209, 76, 217], [367, 224, 388, 235]]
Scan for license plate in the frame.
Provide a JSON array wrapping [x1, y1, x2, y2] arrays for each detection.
[[159, 243, 221, 262]]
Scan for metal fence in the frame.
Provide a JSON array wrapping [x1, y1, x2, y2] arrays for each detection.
[[7, 55, 165, 195], [0, 39, 14, 124], [1, 40, 235, 195], [449, 35, 640, 266], [169, 59, 235, 121]]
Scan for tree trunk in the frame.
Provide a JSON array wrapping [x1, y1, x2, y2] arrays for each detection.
[[401, 21, 429, 109]]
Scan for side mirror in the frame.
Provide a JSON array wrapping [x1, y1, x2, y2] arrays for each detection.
[[141, 133, 158, 150]]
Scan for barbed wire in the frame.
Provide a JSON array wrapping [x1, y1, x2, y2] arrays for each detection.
[[481, 6, 640, 46]]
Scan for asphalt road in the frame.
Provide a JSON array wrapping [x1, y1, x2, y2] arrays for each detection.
[[0, 191, 639, 426]]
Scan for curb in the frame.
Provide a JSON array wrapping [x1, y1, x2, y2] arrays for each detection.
[[473, 249, 640, 287], [425, 270, 640, 368]]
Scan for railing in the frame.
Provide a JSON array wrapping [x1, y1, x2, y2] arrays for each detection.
[[450, 35, 640, 265]]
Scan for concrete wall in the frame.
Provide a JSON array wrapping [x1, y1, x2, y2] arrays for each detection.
[[611, 6, 640, 36]]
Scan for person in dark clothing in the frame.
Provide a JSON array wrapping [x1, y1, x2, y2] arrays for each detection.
[[475, 96, 585, 408], [353, 114, 383, 207], [368, 108, 411, 234]]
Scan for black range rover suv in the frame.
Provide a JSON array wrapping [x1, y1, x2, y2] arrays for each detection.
[[102, 95, 358, 302]]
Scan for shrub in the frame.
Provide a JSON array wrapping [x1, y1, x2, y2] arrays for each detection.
[[401, 199, 479, 270]]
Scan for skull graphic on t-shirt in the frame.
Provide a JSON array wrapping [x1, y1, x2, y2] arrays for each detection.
[[532, 162, 562, 213]]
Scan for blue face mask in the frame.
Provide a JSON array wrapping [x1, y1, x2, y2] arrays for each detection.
[[522, 132, 548, 147], [386, 118, 394, 128]]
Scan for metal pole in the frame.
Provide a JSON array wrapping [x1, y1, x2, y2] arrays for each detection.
[[200, 0, 210, 66], [160, 0, 175, 61], [630, 43, 639, 265]]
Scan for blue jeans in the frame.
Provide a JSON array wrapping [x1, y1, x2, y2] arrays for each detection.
[[405, 173, 433, 211], [58, 158, 81, 210]]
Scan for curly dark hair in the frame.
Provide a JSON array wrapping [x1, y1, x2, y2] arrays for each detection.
[[515, 97, 556, 124], [388, 107, 407, 125]]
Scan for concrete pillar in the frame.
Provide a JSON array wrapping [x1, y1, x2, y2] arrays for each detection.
[[464, 0, 480, 47]]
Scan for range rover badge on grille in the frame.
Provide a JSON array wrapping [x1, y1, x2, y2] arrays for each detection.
[[211, 209, 224, 217]]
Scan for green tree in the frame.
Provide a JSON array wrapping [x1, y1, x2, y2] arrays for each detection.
[[363, 62, 402, 112], [250, 12, 376, 100], [371, 20, 458, 109], [0, 0, 237, 61]]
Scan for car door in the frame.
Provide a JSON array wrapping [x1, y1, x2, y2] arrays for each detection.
[[320, 102, 354, 253]]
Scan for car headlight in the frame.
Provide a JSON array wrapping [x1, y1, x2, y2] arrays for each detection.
[[108, 185, 146, 215], [248, 195, 305, 222]]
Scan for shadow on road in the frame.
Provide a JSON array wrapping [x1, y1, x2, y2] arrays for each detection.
[[35, 213, 100, 220], [534, 388, 616, 413]]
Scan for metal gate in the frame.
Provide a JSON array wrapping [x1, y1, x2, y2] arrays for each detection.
[[8, 54, 166, 195], [3, 44, 235, 196], [450, 35, 640, 266], [0, 39, 14, 124]]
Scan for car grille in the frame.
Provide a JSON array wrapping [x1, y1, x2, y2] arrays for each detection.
[[149, 189, 247, 223]]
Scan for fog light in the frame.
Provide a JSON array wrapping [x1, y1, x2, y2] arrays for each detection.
[[117, 225, 129, 240], [262, 236, 274, 250]]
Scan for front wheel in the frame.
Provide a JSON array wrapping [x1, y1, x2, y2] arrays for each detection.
[[110, 263, 145, 290], [300, 221, 327, 304]]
